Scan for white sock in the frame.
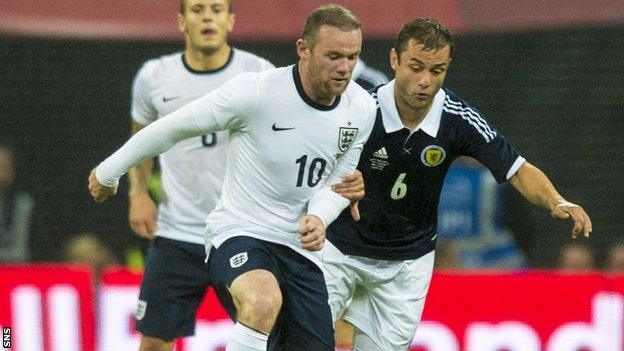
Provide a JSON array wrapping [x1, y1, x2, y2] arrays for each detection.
[[225, 321, 269, 351]]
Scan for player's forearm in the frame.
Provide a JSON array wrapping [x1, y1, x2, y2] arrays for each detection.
[[96, 108, 205, 187], [509, 161, 566, 211], [308, 188, 350, 227], [127, 121, 153, 196], [307, 143, 364, 226], [127, 159, 154, 196]]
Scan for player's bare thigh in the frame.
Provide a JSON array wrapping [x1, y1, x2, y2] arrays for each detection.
[[228, 268, 282, 333]]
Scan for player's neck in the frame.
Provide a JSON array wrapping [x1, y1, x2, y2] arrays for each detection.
[[395, 94, 431, 132], [184, 45, 231, 72], [297, 64, 336, 106]]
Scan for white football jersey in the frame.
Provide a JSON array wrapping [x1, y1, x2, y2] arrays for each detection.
[[98, 65, 376, 265], [131, 49, 274, 244], [193, 66, 377, 265]]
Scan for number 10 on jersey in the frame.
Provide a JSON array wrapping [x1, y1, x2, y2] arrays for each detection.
[[295, 155, 327, 187]]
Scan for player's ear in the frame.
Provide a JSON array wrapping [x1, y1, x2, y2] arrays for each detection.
[[390, 48, 399, 72], [296, 39, 310, 60], [177, 12, 186, 33], [227, 13, 236, 33]]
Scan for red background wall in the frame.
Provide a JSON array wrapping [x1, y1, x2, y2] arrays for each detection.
[[3, 0, 624, 40]]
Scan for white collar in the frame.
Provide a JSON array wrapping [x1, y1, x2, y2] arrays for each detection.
[[377, 80, 446, 137]]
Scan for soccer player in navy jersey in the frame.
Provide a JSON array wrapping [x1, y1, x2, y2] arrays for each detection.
[[89, 5, 376, 351], [323, 18, 592, 351]]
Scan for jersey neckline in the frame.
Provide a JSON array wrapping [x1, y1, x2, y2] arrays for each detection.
[[181, 48, 235, 75], [292, 64, 341, 111]]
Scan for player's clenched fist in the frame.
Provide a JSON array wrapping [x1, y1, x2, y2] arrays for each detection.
[[299, 214, 326, 251], [88, 169, 117, 203]]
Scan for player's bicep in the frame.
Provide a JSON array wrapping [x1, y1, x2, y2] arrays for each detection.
[[131, 63, 158, 125], [192, 73, 259, 133], [131, 120, 147, 134], [466, 134, 523, 183]]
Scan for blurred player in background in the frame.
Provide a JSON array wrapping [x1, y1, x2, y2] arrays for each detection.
[[323, 18, 592, 351], [90, 4, 375, 350], [126, 0, 273, 350], [0, 141, 34, 262], [352, 57, 388, 90]]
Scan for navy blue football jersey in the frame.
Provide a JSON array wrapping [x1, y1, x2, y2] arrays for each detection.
[[326, 81, 525, 260]]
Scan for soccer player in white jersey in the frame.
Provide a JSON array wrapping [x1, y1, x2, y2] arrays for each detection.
[[89, 5, 376, 351], [126, 1, 274, 350], [323, 18, 593, 351]]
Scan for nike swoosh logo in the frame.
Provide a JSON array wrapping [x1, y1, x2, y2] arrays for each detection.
[[162, 96, 181, 102], [272, 123, 295, 131]]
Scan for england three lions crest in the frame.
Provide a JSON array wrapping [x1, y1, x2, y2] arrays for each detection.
[[339, 126, 359, 152]]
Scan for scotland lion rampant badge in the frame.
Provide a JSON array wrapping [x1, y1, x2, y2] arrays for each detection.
[[338, 126, 358, 152], [420, 145, 446, 167]]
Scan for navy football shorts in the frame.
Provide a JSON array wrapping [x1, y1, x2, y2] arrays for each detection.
[[136, 237, 211, 340], [207, 236, 334, 351]]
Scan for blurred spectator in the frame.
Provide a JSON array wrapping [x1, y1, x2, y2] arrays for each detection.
[[352, 57, 389, 90], [0, 142, 34, 262], [434, 239, 462, 269], [605, 243, 624, 272], [558, 242, 595, 270], [64, 233, 119, 278], [438, 157, 526, 268]]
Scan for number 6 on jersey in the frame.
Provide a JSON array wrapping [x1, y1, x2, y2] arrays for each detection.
[[391, 172, 408, 200]]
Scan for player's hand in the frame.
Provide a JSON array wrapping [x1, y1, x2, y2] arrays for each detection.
[[88, 169, 117, 203], [332, 170, 364, 221], [551, 201, 592, 239], [128, 192, 158, 240], [332, 170, 364, 202], [298, 214, 326, 251]]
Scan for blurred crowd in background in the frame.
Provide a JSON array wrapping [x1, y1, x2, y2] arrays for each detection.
[[1, 0, 623, 274], [1, 139, 620, 273]]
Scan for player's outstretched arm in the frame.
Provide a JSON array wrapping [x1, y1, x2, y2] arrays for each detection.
[[332, 169, 364, 221], [508, 161, 592, 238]]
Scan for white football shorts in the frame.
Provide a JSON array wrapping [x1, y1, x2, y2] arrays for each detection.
[[323, 240, 435, 351]]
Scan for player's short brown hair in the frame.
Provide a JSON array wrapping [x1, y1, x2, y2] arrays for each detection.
[[302, 4, 361, 48], [180, 0, 233, 14], [395, 18, 453, 61]]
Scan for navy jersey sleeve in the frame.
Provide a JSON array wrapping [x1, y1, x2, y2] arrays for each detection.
[[446, 96, 523, 183]]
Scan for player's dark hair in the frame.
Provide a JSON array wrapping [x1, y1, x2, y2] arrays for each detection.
[[395, 18, 453, 62], [302, 4, 361, 48], [180, 0, 233, 14]]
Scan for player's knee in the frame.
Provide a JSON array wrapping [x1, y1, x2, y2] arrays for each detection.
[[238, 287, 282, 327], [230, 269, 282, 329], [139, 335, 174, 351]]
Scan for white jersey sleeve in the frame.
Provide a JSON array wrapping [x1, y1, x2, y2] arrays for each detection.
[[130, 61, 159, 125], [307, 107, 375, 227], [96, 73, 259, 187], [191, 72, 259, 132]]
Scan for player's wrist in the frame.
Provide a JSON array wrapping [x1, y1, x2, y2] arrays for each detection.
[[128, 189, 150, 199], [548, 197, 569, 212], [306, 214, 326, 228]]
